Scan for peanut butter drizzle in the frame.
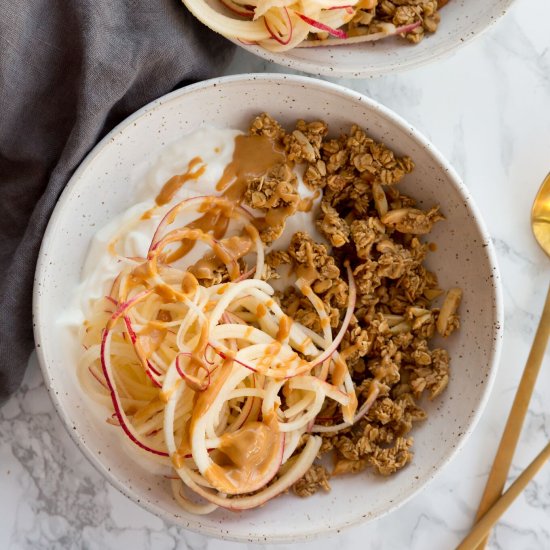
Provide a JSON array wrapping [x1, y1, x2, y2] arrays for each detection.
[[138, 310, 172, 356], [140, 208, 154, 220], [190, 357, 234, 435], [296, 336, 312, 353], [130, 260, 155, 285], [155, 157, 205, 206], [188, 234, 252, 281], [160, 383, 178, 404], [276, 314, 292, 342], [216, 283, 229, 295], [173, 416, 192, 468], [265, 204, 294, 227], [216, 135, 284, 199], [296, 264, 319, 284], [181, 271, 199, 296], [165, 204, 231, 264], [332, 357, 347, 388], [183, 355, 212, 393], [339, 343, 359, 361], [173, 316, 222, 464], [223, 234, 253, 259], [257, 341, 282, 372], [194, 317, 209, 357], [297, 190, 320, 213], [216, 134, 287, 243], [108, 238, 118, 256], [203, 411, 281, 494], [256, 303, 267, 318], [154, 283, 179, 303], [162, 135, 283, 277], [250, 204, 296, 239], [342, 390, 358, 422], [187, 256, 218, 280], [130, 259, 178, 303], [132, 398, 164, 425]]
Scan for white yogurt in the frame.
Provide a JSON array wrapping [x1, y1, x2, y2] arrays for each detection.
[[63, 126, 323, 326]]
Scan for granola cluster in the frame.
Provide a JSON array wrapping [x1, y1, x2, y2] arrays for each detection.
[[345, 0, 448, 44], [244, 114, 461, 498]]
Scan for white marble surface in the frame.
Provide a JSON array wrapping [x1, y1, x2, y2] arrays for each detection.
[[1, 0, 550, 548]]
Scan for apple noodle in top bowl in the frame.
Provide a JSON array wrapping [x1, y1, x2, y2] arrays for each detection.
[[181, 0, 515, 77], [34, 74, 502, 542]]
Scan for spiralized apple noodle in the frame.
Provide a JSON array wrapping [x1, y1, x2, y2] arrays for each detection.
[[181, 0, 439, 52], [78, 195, 382, 513]]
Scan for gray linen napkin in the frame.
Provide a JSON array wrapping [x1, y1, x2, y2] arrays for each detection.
[[0, 0, 234, 405]]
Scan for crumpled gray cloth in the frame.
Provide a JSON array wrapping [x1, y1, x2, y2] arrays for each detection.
[[0, 0, 234, 406]]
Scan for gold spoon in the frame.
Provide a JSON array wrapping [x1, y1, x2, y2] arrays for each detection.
[[532, 173, 550, 254], [458, 173, 550, 549], [457, 442, 550, 550]]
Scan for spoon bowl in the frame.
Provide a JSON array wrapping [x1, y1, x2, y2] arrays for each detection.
[[531, 172, 550, 256]]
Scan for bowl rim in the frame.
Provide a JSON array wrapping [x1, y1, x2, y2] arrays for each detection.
[[33, 73, 504, 543], [230, 0, 517, 77]]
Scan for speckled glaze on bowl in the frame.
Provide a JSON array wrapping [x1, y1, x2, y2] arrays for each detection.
[[205, 0, 515, 77], [34, 74, 503, 543]]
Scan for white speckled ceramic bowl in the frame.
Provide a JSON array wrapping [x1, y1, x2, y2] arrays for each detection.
[[189, 0, 515, 77], [34, 74, 502, 543]]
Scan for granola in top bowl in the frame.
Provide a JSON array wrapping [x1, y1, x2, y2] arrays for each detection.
[[183, 0, 450, 53], [182, 0, 513, 79]]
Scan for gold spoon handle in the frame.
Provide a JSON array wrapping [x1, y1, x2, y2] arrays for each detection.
[[473, 282, 550, 549], [457, 441, 550, 550]]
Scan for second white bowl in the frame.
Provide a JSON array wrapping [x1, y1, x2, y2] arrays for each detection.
[[203, 0, 515, 77]]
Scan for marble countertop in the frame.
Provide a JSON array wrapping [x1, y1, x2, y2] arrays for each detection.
[[1, 0, 549, 548]]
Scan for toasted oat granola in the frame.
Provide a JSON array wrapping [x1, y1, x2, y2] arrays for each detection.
[[243, 114, 461, 495], [344, 0, 447, 45]]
